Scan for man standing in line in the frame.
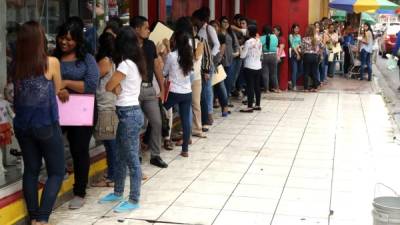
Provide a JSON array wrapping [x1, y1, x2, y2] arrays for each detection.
[[130, 16, 168, 168], [192, 7, 221, 128]]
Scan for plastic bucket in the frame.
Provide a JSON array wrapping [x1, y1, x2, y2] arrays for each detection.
[[373, 184, 400, 225]]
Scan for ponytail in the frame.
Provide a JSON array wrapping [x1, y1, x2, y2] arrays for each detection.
[[175, 31, 194, 76]]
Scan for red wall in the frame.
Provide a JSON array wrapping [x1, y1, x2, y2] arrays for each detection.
[[271, 0, 309, 90], [129, 0, 139, 17], [244, 0, 272, 29]]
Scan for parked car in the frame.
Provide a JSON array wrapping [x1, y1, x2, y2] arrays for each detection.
[[379, 24, 400, 57]]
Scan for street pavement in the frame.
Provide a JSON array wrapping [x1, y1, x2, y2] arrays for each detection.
[[375, 56, 400, 132], [50, 74, 400, 225]]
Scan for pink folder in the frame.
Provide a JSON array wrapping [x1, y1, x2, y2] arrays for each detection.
[[57, 94, 95, 126]]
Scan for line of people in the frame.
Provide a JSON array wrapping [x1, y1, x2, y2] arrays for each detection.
[[289, 18, 375, 91], [11, 7, 377, 225]]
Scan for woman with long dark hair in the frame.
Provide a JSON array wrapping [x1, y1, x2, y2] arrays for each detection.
[[174, 16, 209, 139], [261, 25, 279, 92], [163, 31, 194, 157], [240, 24, 262, 113], [359, 22, 374, 81], [209, 20, 230, 117], [54, 18, 100, 209], [324, 23, 339, 78], [91, 32, 117, 188], [314, 21, 327, 84], [219, 16, 240, 104], [289, 24, 302, 90], [13, 21, 65, 225], [274, 25, 286, 88], [99, 26, 146, 213]]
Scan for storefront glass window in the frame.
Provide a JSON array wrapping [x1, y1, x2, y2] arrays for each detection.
[[1, 0, 113, 188]]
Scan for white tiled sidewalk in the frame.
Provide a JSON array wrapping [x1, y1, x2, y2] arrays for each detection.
[[50, 89, 400, 225]]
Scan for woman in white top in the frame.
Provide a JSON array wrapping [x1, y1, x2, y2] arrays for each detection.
[[240, 24, 263, 113], [99, 27, 146, 213], [163, 31, 194, 157], [173, 17, 206, 141], [359, 23, 374, 81]]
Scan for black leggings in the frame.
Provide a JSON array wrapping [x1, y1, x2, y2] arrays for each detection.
[[244, 68, 262, 108], [303, 53, 321, 90], [63, 125, 94, 197]]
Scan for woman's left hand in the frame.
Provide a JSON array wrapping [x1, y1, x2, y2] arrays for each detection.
[[58, 89, 70, 103]]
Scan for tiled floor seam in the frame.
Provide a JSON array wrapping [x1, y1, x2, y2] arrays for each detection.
[[327, 93, 340, 225], [269, 93, 321, 225], [210, 93, 300, 225], [358, 95, 375, 151], [149, 105, 259, 224]]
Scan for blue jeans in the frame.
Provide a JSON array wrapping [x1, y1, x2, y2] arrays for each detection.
[[214, 81, 228, 110], [236, 64, 246, 91], [164, 92, 192, 152], [360, 49, 372, 80], [103, 139, 116, 181], [290, 56, 302, 88], [15, 123, 65, 223], [114, 106, 144, 203], [328, 53, 338, 77], [231, 58, 243, 91], [319, 52, 326, 82]]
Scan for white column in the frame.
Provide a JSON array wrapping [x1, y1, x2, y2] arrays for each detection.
[[139, 0, 148, 18], [235, 0, 240, 14], [209, 0, 215, 20], [0, 0, 6, 90]]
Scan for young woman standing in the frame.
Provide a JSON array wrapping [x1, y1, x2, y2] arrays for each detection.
[[274, 25, 286, 88], [219, 16, 240, 102], [53, 19, 100, 209], [261, 25, 279, 93], [174, 17, 208, 139], [314, 22, 325, 84], [343, 23, 355, 77], [92, 32, 117, 188], [99, 27, 146, 213], [13, 21, 65, 225], [163, 31, 194, 157], [359, 23, 374, 81], [324, 24, 339, 78], [240, 24, 263, 113], [289, 24, 302, 91], [301, 25, 323, 92], [209, 20, 230, 117]]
